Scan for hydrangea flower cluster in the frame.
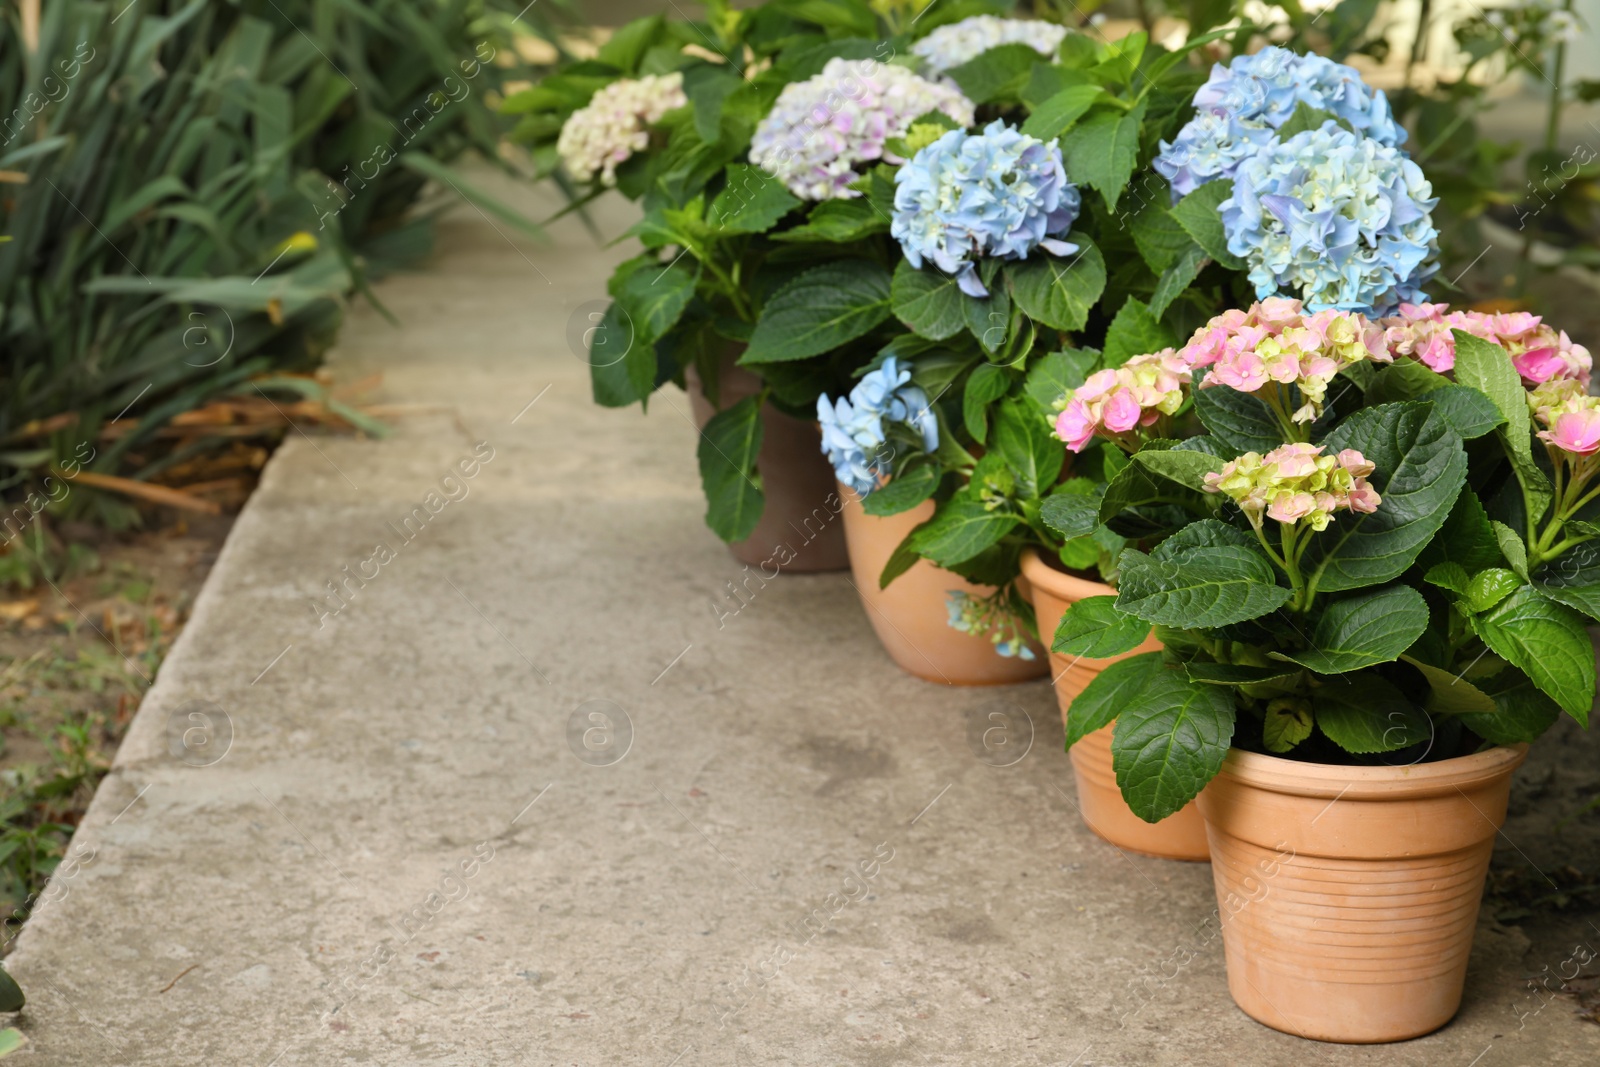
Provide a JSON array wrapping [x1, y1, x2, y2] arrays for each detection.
[[946, 590, 1036, 660], [817, 358, 940, 497], [912, 16, 1070, 74], [1529, 379, 1600, 456], [892, 120, 1080, 298], [1184, 298, 1390, 423], [1155, 47, 1404, 197], [1382, 303, 1592, 385], [1054, 349, 1192, 452], [556, 73, 687, 186], [1221, 122, 1439, 316], [1203, 443, 1382, 530], [750, 58, 974, 200]]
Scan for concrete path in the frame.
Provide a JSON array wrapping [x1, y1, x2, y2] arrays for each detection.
[[7, 169, 1597, 1066]]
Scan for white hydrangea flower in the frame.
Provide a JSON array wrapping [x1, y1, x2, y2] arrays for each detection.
[[556, 73, 687, 186], [911, 16, 1070, 74]]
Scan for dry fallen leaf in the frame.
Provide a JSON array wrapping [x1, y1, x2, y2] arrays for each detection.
[[0, 598, 39, 621]]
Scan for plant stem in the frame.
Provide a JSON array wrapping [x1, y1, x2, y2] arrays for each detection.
[[1546, 12, 1570, 155]]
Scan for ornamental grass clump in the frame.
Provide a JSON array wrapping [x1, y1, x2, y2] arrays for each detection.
[[1048, 303, 1595, 823]]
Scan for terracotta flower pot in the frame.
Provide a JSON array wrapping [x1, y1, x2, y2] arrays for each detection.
[[1197, 744, 1529, 1043], [684, 355, 848, 573], [841, 490, 1047, 685], [1020, 548, 1210, 861]]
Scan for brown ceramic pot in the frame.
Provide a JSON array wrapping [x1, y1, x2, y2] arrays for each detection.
[[684, 355, 848, 573], [841, 490, 1047, 685], [1197, 744, 1528, 1043], [1020, 548, 1210, 861]]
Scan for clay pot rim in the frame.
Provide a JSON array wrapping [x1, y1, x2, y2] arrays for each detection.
[[1019, 547, 1114, 602], [1215, 743, 1529, 801]]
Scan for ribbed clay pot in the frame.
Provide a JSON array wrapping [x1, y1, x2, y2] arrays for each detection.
[[841, 489, 1047, 685], [1020, 548, 1209, 861], [684, 354, 848, 573], [1197, 744, 1528, 1043]]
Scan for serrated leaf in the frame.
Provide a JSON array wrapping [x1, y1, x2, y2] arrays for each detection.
[[1426, 385, 1504, 440], [1191, 373, 1283, 453], [1112, 668, 1236, 823], [1061, 103, 1147, 211], [991, 398, 1063, 497], [1399, 655, 1499, 716], [1263, 700, 1314, 753], [1116, 546, 1292, 628], [1475, 587, 1595, 722], [772, 196, 888, 243], [862, 462, 939, 517], [1130, 448, 1221, 492], [947, 42, 1039, 103], [1041, 486, 1102, 540], [1184, 662, 1300, 686], [1025, 348, 1098, 415], [1533, 539, 1600, 620], [1453, 329, 1552, 525], [1304, 402, 1468, 593], [1491, 520, 1529, 579], [907, 499, 1019, 566], [1006, 239, 1106, 332], [1150, 244, 1206, 319], [742, 261, 891, 363], [1053, 595, 1151, 657], [1065, 651, 1163, 749], [962, 363, 1010, 443], [589, 302, 653, 407], [1458, 670, 1562, 744], [1128, 199, 1193, 273], [1276, 586, 1428, 674], [1314, 674, 1431, 754], [1102, 297, 1178, 368], [891, 260, 966, 340], [879, 521, 927, 589], [616, 261, 695, 344], [1021, 84, 1106, 140], [1466, 568, 1522, 613], [697, 396, 764, 542], [1170, 181, 1244, 268], [1418, 491, 1504, 575]]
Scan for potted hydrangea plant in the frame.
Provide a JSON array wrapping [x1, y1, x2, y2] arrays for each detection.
[[1051, 290, 1595, 1039]]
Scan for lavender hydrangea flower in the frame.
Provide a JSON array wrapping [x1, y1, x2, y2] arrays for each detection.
[[891, 120, 1080, 298], [817, 358, 939, 497], [1155, 46, 1404, 198], [750, 58, 974, 201], [1221, 122, 1439, 316], [912, 16, 1070, 75]]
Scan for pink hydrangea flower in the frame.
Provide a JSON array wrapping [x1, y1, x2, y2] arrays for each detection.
[[1544, 410, 1600, 455], [1203, 443, 1381, 531], [1529, 379, 1600, 455], [1382, 304, 1591, 386], [1054, 349, 1191, 452], [1182, 301, 1389, 423]]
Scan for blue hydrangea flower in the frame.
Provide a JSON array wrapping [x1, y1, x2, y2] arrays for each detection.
[[1155, 46, 1405, 198], [1221, 122, 1439, 316], [817, 357, 939, 497], [946, 591, 1037, 660], [891, 119, 1080, 298]]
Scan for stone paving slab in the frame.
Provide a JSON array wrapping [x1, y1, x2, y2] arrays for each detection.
[[6, 169, 1597, 1066]]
